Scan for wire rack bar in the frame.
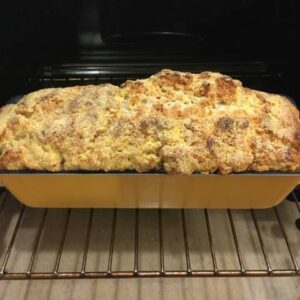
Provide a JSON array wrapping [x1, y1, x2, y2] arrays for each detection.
[[204, 209, 218, 273], [53, 208, 71, 276], [133, 209, 139, 275], [273, 207, 299, 273], [80, 208, 94, 276], [250, 209, 273, 274], [0, 195, 7, 217], [1, 269, 299, 280], [227, 209, 246, 273], [0, 205, 25, 276], [26, 208, 48, 276], [181, 209, 192, 274], [158, 209, 165, 275], [0, 187, 8, 216], [107, 209, 117, 275], [291, 191, 300, 213]]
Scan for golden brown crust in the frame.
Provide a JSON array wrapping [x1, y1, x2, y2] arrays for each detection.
[[0, 69, 299, 174]]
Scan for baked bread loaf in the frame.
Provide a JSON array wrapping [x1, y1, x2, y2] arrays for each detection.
[[0, 69, 299, 174]]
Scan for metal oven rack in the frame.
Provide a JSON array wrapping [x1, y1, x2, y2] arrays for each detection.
[[0, 187, 299, 280]]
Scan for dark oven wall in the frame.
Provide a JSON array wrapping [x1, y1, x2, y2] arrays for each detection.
[[0, 0, 300, 105], [0, 0, 82, 103]]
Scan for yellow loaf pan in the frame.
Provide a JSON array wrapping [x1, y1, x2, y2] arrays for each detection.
[[0, 172, 299, 208]]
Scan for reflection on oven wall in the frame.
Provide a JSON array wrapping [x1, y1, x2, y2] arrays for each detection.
[[97, 0, 286, 42]]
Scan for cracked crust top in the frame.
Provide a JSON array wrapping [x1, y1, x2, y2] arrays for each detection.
[[0, 69, 299, 174]]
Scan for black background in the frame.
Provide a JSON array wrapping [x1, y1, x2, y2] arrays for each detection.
[[0, 0, 299, 104]]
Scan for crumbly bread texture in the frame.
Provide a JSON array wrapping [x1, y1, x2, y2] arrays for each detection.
[[0, 69, 299, 174]]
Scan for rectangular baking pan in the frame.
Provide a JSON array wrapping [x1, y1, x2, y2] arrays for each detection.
[[0, 95, 299, 208], [0, 171, 299, 208]]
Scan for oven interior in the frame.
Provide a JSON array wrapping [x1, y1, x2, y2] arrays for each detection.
[[0, 0, 299, 280]]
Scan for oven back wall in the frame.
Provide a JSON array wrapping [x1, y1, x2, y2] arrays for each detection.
[[0, 0, 300, 103]]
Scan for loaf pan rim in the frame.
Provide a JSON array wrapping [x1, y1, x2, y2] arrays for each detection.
[[0, 170, 299, 176]]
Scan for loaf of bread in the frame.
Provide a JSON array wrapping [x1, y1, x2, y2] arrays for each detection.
[[0, 69, 299, 174]]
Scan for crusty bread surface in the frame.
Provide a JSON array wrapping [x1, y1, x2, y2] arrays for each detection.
[[0, 69, 299, 174]]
